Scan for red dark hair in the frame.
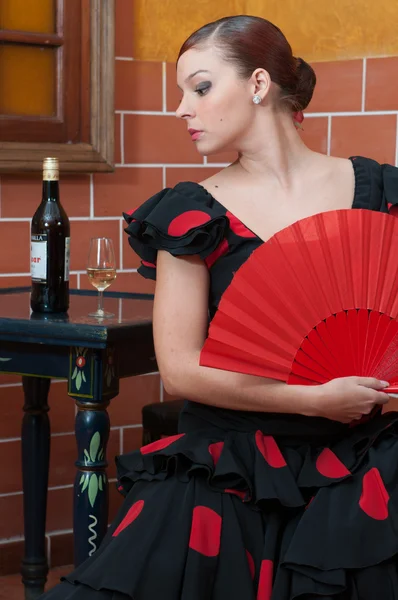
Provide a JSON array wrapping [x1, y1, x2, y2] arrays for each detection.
[[178, 15, 316, 112]]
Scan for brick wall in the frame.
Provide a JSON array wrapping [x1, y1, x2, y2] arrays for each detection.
[[1, 4, 398, 573]]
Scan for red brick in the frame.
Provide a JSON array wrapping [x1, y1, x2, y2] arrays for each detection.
[[108, 374, 160, 426], [123, 234, 143, 270], [46, 487, 74, 532], [0, 222, 30, 274], [115, 61, 162, 111], [0, 440, 21, 493], [300, 117, 329, 154], [0, 538, 24, 576], [331, 114, 397, 165], [0, 276, 30, 288], [1, 174, 90, 218], [122, 426, 143, 453], [124, 114, 202, 164], [0, 493, 23, 538], [93, 168, 163, 217], [166, 62, 180, 113], [366, 57, 398, 111], [115, 112, 122, 165], [309, 60, 363, 113], [0, 380, 76, 440], [115, 0, 134, 57], [69, 220, 120, 271], [165, 167, 219, 188], [49, 532, 73, 569]]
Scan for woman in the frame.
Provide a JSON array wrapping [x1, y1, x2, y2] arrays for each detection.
[[43, 15, 398, 599]]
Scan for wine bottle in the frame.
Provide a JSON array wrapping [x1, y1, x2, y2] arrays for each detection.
[[30, 157, 70, 313]]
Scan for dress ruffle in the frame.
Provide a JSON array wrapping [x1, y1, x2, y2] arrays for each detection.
[[123, 183, 228, 280], [42, 410, 398, 599]]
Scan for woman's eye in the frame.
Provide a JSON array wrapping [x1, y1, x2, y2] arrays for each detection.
[[195, 83, 211, 96]]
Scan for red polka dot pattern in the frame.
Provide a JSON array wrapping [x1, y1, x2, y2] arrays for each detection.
[[141, 260, 156, 268], [224, 488, 246, 501], [359, 467, 390, 520], [226, 210, 257, 238], [208, 441, 224, 465], [316, 448, 351, 479], [112, 500, 144, 537], [140, 433, 185, 455], [189, 506, 222, 557], [205, 238, 229, 269], [168, 210, 211, 236], [255, 431, 287, 468], [246, 550, 255, 579], [257, 559, 273, 599]]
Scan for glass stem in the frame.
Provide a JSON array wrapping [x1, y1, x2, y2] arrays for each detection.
[[98, 290, 104, 313]]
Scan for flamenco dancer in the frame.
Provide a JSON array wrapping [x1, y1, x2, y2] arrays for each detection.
[[42, 15, 398, 599]]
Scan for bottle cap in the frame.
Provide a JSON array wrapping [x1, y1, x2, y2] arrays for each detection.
[[43, 157, 59, 181]]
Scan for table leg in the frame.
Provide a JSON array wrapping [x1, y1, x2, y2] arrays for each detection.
[[20, 376, 51, 600], [73, 400, 110, 566]]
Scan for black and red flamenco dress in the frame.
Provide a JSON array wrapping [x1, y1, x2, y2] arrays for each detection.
[[40, 156, 398, 599]]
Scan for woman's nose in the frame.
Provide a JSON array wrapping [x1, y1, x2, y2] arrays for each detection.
[[175, 97, 194, 120]]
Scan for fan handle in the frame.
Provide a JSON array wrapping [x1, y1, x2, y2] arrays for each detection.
[[384, 385, 398, 397]]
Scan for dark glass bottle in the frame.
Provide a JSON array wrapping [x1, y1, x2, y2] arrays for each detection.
[[30, 157, 70, 313]]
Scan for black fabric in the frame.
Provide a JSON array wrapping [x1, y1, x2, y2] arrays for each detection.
[[41, 156, 398, 599], [142, 399, 184, 436]]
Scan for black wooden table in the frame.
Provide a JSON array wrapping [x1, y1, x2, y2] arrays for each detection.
[[0, 288, 155, 600]]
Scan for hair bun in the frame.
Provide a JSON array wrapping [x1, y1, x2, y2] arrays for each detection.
[[295, 57, 316, 111]]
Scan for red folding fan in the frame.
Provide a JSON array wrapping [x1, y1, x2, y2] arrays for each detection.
[[200, 209, 398, 394]]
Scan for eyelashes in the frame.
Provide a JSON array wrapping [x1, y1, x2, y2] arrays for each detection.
[[176, 81, 212, 103], [195, 82, 212, 96]]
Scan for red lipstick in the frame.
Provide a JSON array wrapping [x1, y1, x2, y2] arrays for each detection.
[[188, 128, 203, 141]]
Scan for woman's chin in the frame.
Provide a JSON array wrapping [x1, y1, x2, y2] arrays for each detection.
[[195, 142, 228, 158]]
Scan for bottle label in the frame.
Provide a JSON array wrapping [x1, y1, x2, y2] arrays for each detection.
[[64, 237, 70, 282], [31, 234, 47, 282]]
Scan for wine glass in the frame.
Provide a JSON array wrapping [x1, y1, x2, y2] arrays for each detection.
[[87, 237, 117, 318]]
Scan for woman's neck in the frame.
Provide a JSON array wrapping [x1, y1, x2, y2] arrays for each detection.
[[235, 110, 316, 189]]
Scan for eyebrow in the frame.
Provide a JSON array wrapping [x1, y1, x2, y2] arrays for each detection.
[[177, 69, 211, 90], [185, 69, 211, 82]]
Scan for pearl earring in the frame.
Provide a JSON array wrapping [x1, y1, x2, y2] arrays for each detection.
[[252, 95, 262, 105]]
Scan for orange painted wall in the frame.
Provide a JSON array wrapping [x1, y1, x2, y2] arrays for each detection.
[[1, 0, 398, 576], [132, 0, 398, 63]]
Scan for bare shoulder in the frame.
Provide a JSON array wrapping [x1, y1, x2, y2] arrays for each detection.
[[318, 153, 354, 176], [199, 163, 237, 193]]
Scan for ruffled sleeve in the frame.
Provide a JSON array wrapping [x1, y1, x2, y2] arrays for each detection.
[[122, 182, 228, 280]]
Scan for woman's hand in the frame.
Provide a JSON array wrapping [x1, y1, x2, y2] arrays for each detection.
[[310, 377, 391, 423]]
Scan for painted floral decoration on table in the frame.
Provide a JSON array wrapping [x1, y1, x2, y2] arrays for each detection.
[[72, 347, 88, 390], [79, 431, 107, 508]]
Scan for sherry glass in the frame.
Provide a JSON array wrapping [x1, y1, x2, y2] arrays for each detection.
[[86, 237, 117, 318]]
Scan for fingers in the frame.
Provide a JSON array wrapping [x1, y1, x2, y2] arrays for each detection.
[[354, 377, 390, 390], [374, 392, 390, 405]]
